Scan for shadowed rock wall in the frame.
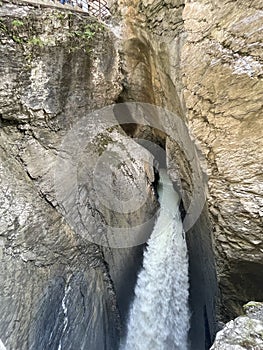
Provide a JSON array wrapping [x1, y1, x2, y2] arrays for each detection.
[[0, 2, 157, 349], [181, 0, 263, 321], [110, 0, 263, 329], [1, 0, 262, 349], [109, 1, 218, 348]]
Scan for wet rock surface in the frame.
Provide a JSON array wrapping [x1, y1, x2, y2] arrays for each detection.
[[110, 0, 263, 328], [0, 2, 157, 349], [0, 0, 262, 349], [210, 301, 263, 349], [181, 0, 263, 321]]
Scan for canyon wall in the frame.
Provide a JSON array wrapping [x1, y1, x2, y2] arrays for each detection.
[[181, 0, 263, 321], [0, 2, 157, 348], [110, 0, 263, 323], [0, 0, 262, 349]]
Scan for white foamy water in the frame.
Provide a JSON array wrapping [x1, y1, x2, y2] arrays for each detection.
[[0, 339, 6, 350], [123, 169, 190, 350]]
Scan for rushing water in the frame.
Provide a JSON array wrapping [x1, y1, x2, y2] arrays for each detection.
[[123, 169, 190, 350], [0, 339, 6, 350]]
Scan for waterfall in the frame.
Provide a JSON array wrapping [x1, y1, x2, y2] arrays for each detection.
[[0, 339, 6, 350], [123, 169, 190, 350]]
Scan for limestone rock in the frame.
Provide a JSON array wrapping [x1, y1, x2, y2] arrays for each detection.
[[110, 1, 218, 348], [181, 0, 263, 321], [210, 317, 263, 349], [1, 0, 262, 348], [210, 302, 263, 349], [111, 0, 263, 327], [244, 301, 263, 321], [0, 2, 157, 349]]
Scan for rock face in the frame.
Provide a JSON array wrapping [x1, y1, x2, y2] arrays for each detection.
[[0, 0, 262, 349], [0, 2, 157, 349], [110, 0, 263, 328], [181, 0, 263, 322], [210, 301, 263, 349]]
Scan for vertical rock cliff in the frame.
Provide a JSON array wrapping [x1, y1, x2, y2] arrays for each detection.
[[181, 0, 263, 322], [110, 0, 262, 327], [0, 0, 262, 349], [0, 2, 156, 349]]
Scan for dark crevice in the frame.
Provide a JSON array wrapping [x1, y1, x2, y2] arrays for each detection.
[[112, 101, 217, 348], [0, 114, 22, 127], [220, 260, 263, 322]]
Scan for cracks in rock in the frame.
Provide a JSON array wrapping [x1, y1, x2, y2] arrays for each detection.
[[0, 114, 22, 127], [100, 248, 122, 335], [79, 283, 87, 314], [207, 39, 262, 78], [1, 122, 61, 211], [137, 1, 185, 36]]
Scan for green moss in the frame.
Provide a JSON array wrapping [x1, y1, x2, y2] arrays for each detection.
[[71, 24, 96, 40], [50, 12, 68, 20], [27, 36, 44, 47], [1, 10, 108, 59], [0, 19, 24, 44], [12, 35, 23, 43], [69, 22, 106, 52], [11, 19, 24, 27]]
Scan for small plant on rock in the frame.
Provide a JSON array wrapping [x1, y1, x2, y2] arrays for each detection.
[[11, 19, 24, 27]]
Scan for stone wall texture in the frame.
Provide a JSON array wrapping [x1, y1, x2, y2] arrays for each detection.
[[110, 0, 262, 322], [0, 0, 262, 349], [0, 2, 156, 349], [210, 301, 263, 349]]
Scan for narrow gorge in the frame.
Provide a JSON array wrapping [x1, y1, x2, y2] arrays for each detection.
[[0, 0, 262, 349], [123, 169, 189, 350]]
